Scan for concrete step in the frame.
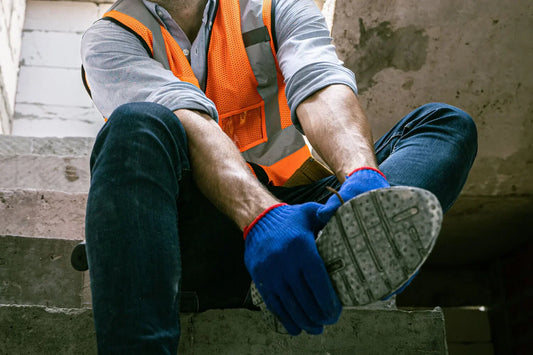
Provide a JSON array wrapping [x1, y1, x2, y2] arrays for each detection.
[[0, 188, 89, 308], [0, 234, 89, 309], [0, 304, 447, 354], [0, 189, 86, 240], [0, 135, 93, 192]]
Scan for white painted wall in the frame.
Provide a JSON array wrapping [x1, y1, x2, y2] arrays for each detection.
[[12, 1, 111, 137], [0, 0, 26, 134]]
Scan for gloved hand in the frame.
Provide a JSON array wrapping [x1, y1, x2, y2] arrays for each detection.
[[316, 167, 390, 225], [244, 203, 342, 335]]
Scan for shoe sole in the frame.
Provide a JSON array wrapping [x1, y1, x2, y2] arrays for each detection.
[[250, 186, 443, 332], [316, 186, 442, 305]]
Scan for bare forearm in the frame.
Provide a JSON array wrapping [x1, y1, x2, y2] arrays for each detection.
[[175, 109, 279, 230], [297, 85, 378, 182]]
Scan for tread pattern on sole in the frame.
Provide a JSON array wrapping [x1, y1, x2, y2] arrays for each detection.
[[250, 186, 443, 333]]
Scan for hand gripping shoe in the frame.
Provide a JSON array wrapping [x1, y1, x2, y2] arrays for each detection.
[[250, 185, 443, 333]]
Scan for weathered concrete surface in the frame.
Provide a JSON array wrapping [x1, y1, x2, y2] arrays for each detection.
[[0, 305, 96, 355], [0, 305, 447, 354], [0, 135, 92, 192], [332, 0, 533, 198], [0, 135, 94, 156], [0, 235, 84, 308], [0, 189, 87, 240], [0, 155, 90, 192], [331, 0, 533, 265]]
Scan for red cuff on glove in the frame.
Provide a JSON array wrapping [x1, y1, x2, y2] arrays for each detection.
[[243, 203, 288, 240], [347, 167, 387, 180]]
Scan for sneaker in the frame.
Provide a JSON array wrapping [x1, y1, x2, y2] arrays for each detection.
[[250, 186, 443, 333]]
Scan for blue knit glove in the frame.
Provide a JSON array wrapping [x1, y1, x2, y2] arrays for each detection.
[[316, 167, 390, 226], [244, 203, 342, 335]]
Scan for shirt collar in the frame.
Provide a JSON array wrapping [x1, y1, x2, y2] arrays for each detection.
[[143, 0, 217, 30]]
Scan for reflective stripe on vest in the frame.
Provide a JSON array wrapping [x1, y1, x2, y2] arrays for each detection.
[[100, 0, 311, 186]]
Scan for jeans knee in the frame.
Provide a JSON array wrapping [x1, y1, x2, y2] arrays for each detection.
[[421, 103, 478, 158], [98, 102, 187, 148], [107, 102, 184, 134], [456, 108, 477, 154], [444, 104, 477, 157], [91, 102, 190, 175]]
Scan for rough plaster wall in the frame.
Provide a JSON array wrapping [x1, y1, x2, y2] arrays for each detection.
[[332, 0, 533, 198], [12, 1, 111, 137], [0, 0, 26, 134]]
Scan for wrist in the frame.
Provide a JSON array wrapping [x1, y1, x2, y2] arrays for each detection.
[[243, 203, 288, 240], [347, 167, 387, 180]]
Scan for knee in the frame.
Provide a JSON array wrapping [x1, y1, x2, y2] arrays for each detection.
[[91, 102, 190, 172], [107, 102, 184, 136], [421, 103, 478, 158], [97, 102, 187, 149]]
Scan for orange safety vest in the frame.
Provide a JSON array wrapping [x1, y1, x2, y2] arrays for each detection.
[[86, 0, 321, 186]]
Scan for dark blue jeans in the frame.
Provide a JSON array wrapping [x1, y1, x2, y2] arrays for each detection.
[[85, 102, 477, 353]]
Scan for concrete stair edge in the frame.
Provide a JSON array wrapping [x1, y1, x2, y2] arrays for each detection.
[[0, 304, 447, 355], [0, 135, 94, 156]]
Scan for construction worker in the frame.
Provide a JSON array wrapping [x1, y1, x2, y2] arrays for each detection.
[[81, 0, 477, 352]]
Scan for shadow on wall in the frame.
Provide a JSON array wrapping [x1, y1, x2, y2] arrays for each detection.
[[345, 19, 429, 93]]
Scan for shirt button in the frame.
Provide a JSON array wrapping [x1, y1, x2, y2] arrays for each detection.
[[183, 48, 190, 56], [156, 10, 163, 17]]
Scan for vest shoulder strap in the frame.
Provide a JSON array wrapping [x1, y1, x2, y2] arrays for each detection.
[[103, 0, 170, 70], [270, 0, 278, 52], [242, 26, 270, 48]]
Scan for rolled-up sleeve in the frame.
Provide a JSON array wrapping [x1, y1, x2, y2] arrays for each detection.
[[274, 0, 357, 130], [81, 19, 218, 120]]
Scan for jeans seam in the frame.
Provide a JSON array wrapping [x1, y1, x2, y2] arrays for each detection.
[[391, 131, 405, 154], [375, 132, 402, 156]]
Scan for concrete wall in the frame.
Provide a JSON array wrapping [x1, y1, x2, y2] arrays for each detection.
[[12, 1, 111, 137], [0, 0, 26, 134], [332, 0, 533, 198], [330, 0, 533, 264]]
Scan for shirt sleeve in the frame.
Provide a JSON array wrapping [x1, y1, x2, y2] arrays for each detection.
[[80, 19, 219, 121], [274, 0, 358, 131]]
